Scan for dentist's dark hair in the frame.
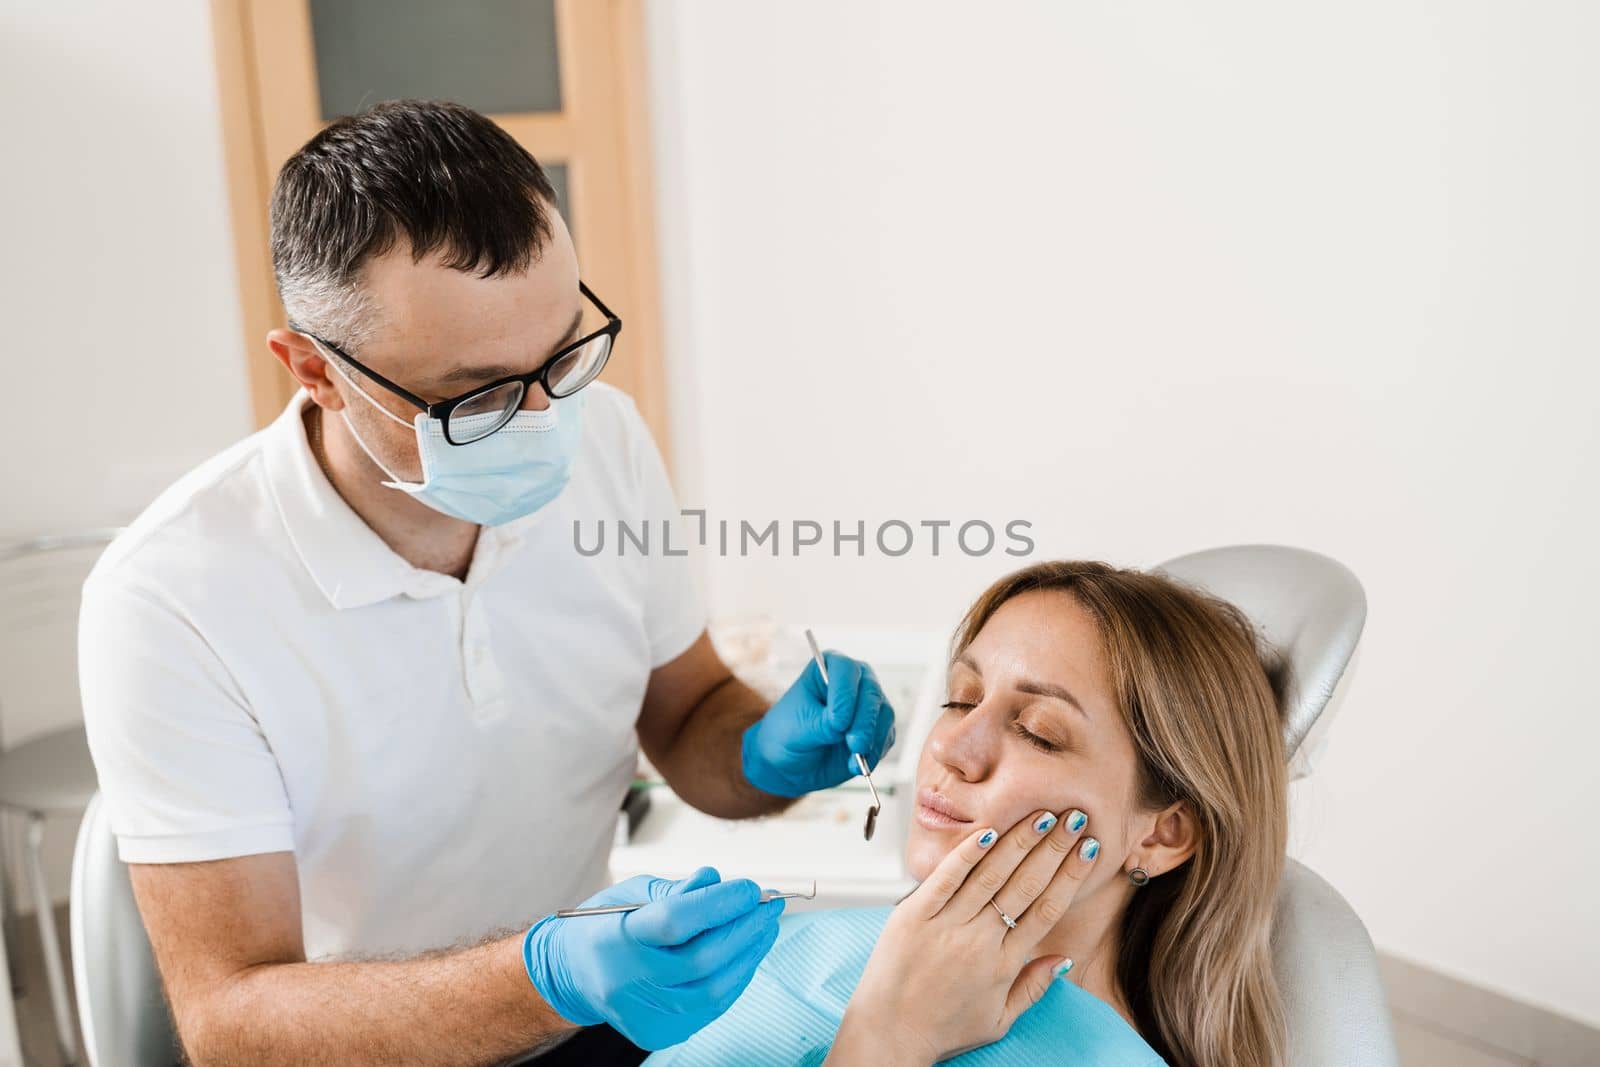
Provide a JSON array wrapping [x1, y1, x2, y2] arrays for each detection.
[[952, 560, 1290, 1067], [270, 99, 559, 346]]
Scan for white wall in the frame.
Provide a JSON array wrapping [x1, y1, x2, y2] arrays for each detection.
[[1, 0, 252, 542], [0, 0, 251, 894], [646, 0, 1600, 1027]]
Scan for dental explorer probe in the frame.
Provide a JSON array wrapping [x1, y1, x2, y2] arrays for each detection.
[[805, 628, 882, 841], [554, 882, 816, 918]]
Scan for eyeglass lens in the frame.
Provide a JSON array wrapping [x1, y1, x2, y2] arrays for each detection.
[[443, 329, 612, 443], [447, 381, 525, 444], [547, 332, 613, 398]]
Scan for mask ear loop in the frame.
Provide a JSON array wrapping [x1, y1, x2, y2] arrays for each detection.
[[313, 341, 425, 489]]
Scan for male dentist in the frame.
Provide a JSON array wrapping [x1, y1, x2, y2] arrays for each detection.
[[78, 100, 893, 1066]]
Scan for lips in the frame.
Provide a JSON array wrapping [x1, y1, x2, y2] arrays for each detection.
[[916, 786, 975, 829]]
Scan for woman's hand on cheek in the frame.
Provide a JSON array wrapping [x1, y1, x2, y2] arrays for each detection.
[[825, 808, 1100, 1067]]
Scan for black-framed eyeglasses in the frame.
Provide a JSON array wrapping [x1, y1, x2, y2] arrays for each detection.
[[300, 281, 621, 446]]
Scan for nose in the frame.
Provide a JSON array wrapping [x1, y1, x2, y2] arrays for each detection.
[[928, 701, 1001, 783], [521, 383, 552, 412]]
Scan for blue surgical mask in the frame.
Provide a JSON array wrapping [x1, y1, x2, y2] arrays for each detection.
[[327, 360, 587, 526]]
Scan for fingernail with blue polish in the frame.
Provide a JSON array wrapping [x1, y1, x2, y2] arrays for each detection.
[[1080, 837, 1100, 861], [1034, 812, 1058, 834], [1065, 810, 1087, 833], [1054, 959, 1075, 980], [977, 828, 998, 849]]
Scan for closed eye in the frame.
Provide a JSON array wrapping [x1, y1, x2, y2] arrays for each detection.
[[1010, 720, 1061, 753]]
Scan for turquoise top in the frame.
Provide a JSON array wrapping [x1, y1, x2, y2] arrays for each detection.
[[644, 906, 1166, 1066]]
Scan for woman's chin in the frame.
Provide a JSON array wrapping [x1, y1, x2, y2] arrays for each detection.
[[905, 824, 962, 881]]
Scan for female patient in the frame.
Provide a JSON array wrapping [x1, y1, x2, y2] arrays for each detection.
[[648, 560, 1289, 1066]]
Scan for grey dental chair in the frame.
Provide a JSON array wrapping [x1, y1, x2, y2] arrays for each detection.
[[1157, 544, 1398, 1067], [0, 529, 123, 1067], [69, 544, 1394, 1066], [70, 793, 176, 1065]]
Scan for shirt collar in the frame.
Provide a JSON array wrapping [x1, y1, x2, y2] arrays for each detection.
[[263, 392, 450, 610]]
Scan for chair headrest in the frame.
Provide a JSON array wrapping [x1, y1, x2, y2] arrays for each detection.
[[1154, 544, 1366, 765]]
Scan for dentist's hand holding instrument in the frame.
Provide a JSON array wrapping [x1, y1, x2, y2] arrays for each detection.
[[524, 867, 785, 1050], [527, 630, 893, 1050], [807, 628, 884, 840], [739, 630, 897, 801]]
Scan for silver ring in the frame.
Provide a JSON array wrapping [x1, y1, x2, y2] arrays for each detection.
[[989, 899, 1018, 930]]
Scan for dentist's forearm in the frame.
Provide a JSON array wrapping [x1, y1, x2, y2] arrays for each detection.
[[179, 933, 572, 1066], [653, 675, 796, 819]]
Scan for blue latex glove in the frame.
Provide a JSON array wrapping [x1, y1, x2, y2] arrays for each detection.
[[523, 867, 784, 1051], [741, 650, 897, 798]]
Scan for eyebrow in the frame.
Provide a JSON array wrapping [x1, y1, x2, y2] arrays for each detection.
[[434, 307, 585, 388], [954, 652, 1089, 720]]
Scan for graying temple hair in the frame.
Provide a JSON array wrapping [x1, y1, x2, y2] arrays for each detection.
[[276, 263, 381, 350]]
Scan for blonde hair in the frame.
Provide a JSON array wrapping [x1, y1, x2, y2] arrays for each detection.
[[953, 561, 1288, 1067]]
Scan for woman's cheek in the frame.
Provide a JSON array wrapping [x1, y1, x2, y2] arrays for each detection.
[[977, 768, 1058, 837]]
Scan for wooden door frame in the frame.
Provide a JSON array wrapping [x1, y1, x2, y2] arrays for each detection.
[[208, 0, 672, 466]]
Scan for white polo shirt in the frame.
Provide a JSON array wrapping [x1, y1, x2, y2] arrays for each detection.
[[79, 383, 704, 960]]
